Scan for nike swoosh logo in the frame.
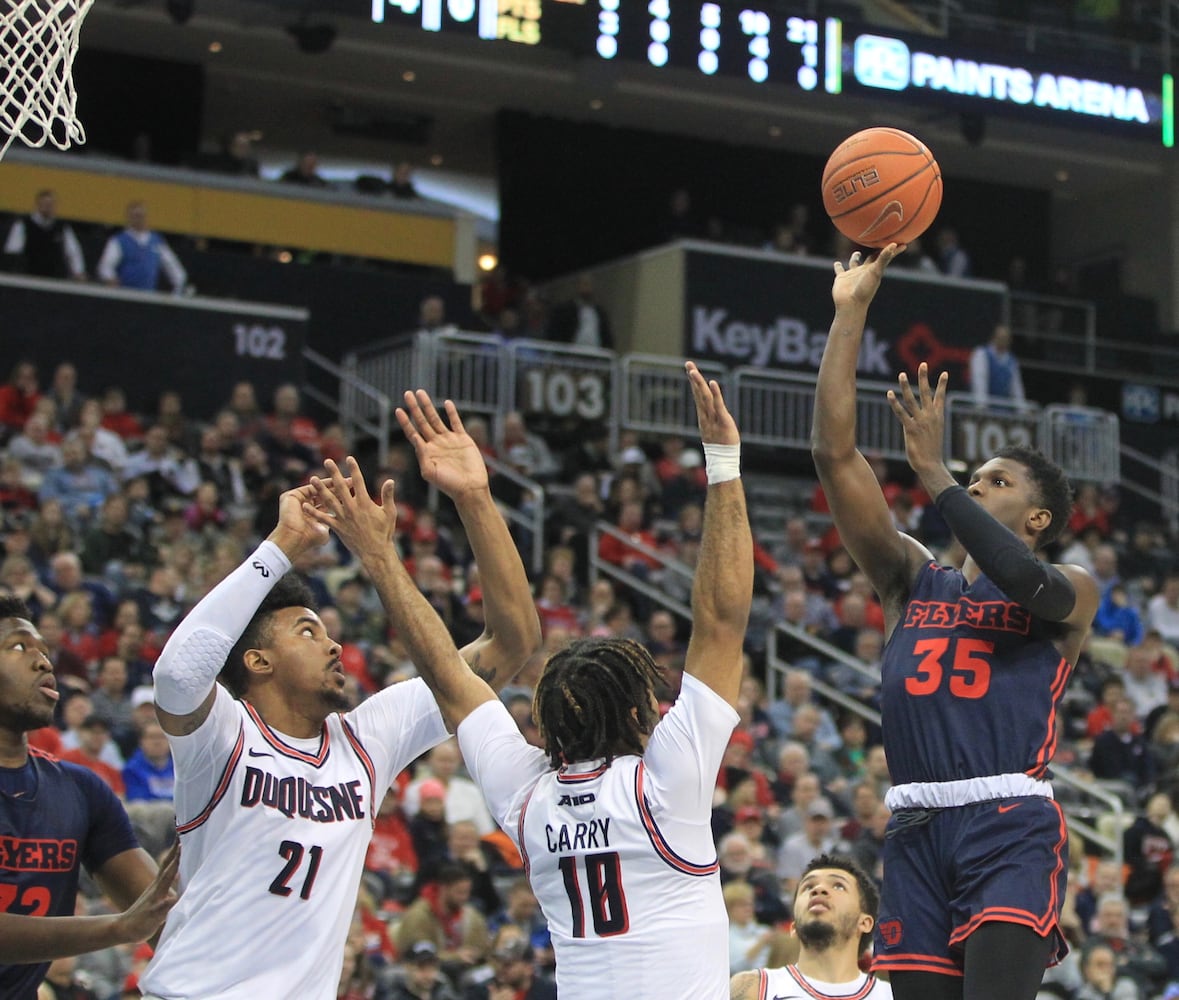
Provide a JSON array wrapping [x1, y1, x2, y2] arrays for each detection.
[[247, 748, 274, 758], [858, 199, 904, 241], [998, 802, 1022, 813]]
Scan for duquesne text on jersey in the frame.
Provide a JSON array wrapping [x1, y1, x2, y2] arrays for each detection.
[[545, 818, 612, 853], [240, 765, 366, 823], [903, 598, 1031, 634]]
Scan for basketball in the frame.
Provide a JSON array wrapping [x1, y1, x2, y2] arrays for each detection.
[[821, 127, 942, 248]]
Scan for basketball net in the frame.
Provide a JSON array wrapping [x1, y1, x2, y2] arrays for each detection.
[[1, 0, 95, 160]]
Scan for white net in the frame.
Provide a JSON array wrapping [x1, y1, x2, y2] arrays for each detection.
[[1, 0, 95, 160]]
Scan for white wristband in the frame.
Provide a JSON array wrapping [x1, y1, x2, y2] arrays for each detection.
[[702, 443, 740, 484]]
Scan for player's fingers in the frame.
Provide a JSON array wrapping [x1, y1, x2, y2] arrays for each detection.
[[401, 391, 432, 438], [321, 459, 354, 503], [343, 456, 369, 499], [308, 472, 345, 516], [886, 390, 910, 422], [934, 370, 949, 404], [414, 390, 449, 434], [897, 372, 919, 409], [157, 840, 180, 878], [394, 407, 421, 446], [442, 399, 467, 435], [916, 362, 934, 404], [302, 501, 335, 527]]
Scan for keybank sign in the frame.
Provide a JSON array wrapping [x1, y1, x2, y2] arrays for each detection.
[[853, 33, 1156, 125], [691, 307, 890, 374]]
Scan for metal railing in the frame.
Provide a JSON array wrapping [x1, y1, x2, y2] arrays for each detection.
[[766, 622, 883, 729], [619, 354, 727, 442], [1052, 765, 1126, 869], [486, 454, 547, 577], [587, 521, 695, 623], [340, 330, 1160, 522], [303, 346, 393, 467]]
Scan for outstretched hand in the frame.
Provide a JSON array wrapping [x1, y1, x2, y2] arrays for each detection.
[[270, 482, 332, 559], [831, 243, 903, 311], [305, 458, 399, 557], [686, 361, 739, 446], [116, 840, 180, 944], [395, 391, 489, 502], [886, 362, 950, 475]]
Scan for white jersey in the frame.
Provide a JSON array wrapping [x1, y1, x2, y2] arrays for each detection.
[[141, 681, 447, 1000], [753, 965, 893, 999], [458, 672, 739, 1000]]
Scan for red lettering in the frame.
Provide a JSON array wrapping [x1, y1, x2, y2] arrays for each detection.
[[0, 837, 78, 872]]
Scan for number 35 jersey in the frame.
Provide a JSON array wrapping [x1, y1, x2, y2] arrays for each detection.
[[141, 681, 447, 1000], [459, 672, 740, 1000], [880, 561, 1073, 787]]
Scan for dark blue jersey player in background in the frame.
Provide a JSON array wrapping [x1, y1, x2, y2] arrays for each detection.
[[811, 245, 1100, 1000], [0, 595, 179, 1000]]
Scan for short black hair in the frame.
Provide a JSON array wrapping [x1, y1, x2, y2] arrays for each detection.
[[221, 574, 318, 698], [532, 637, 663, 770], [993, 445, 1074, 549], [435, 861, 473, 886], [794, 852, 880, 954], [0, 595, 33, 622]]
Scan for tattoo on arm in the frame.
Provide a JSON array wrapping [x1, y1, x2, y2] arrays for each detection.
[[467, 650, 496, 686], [730, 973, 757, 1000]]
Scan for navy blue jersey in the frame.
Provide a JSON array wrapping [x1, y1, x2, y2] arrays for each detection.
[[880, 562, 1072, 786], [0, 749, 139, 1000]]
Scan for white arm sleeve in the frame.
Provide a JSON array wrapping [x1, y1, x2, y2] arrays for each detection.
[[152, 540, 291, 714]]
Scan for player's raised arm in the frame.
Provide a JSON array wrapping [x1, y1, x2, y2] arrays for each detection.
[[681, 362, 753, 709], [811, 245, 929, 610], [396, 391, 541, 690], [153, 483, 329, 735], [307, 458, 495, 733], [888, 363, 1099, 628]]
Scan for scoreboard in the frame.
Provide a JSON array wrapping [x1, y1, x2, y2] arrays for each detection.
[[369, 0, 1172, 143]]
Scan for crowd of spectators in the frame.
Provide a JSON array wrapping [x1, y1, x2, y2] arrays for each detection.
[[1, 341, 1177, 997]]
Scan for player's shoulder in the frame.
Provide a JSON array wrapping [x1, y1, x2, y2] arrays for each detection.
[[728, 968, 762, 1000], [31, 750, 112, 801], [869, 973, 894, 997]]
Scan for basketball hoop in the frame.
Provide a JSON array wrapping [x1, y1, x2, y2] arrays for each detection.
[[1, 0, 95, 160]]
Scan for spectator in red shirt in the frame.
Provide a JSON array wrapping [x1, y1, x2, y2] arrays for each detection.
[[365, 787, 420, 905], [597, 500, 662, 573], [267, 383, 321, 452], [1087, 676, 1138, 739], [0, 360, 41, 439], [60, 714, 126, 795], [98, 385, 144, 441], [534, 575, 581, 637], [1069, 482, 1112, 539]]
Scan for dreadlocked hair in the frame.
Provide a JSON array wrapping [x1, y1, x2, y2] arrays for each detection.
[[533, 637, 663, 770], [221, 573, 318, 698]]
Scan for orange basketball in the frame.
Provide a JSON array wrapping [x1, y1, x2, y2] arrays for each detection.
[[821, 127, 942, 248]]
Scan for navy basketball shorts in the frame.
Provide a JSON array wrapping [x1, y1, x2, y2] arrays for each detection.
[[870, 795, 1069, 977]]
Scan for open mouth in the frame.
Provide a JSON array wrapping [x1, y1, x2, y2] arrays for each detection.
[[37, 681, 60, 702]]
